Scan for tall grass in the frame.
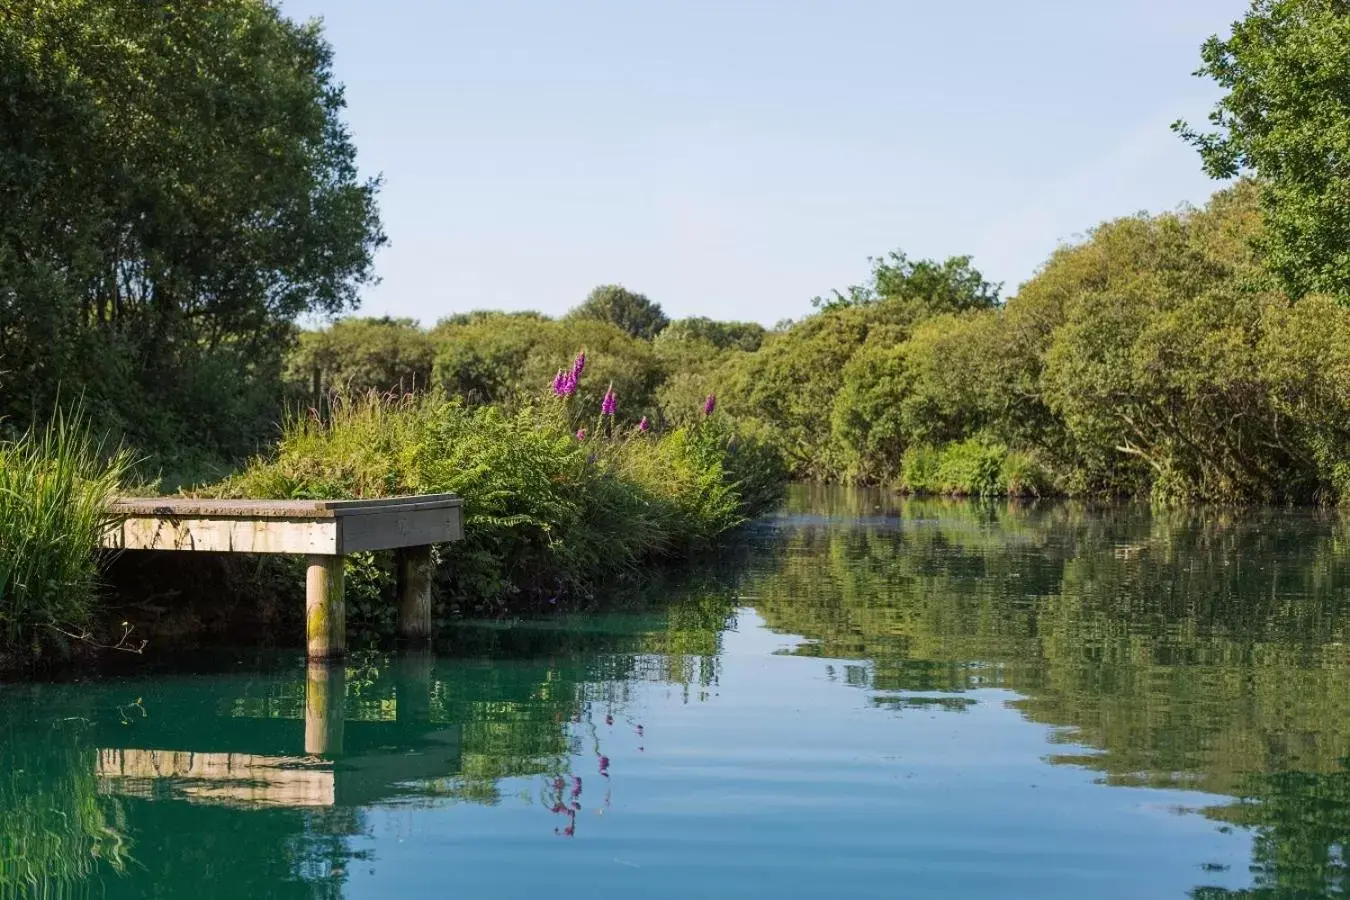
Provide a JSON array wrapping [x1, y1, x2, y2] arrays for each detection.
[[0, 411, 133, 661], [218, 392, 784, 616]]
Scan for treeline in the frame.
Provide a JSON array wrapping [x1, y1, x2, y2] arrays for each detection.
[[288, 0, 1350, 506], [297, 179, 1350, 505], [8, 0, 1350, 509]]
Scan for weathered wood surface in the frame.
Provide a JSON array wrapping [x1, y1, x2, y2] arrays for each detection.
[[101, 494, 463, 659], [306, 559, 346, 660], [396, 546, 434, 642], [101, 494, 463, 554]]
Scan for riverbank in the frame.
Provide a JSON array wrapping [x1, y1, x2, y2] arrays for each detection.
[[0, 384, 784, 670]]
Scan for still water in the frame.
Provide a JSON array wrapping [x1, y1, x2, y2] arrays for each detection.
[[4, 487, 1350, 898]]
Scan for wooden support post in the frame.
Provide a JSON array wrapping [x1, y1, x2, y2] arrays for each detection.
[[304, 660, 346, 756], [306, 555, 346, 660], [396, 546, 433, 643]]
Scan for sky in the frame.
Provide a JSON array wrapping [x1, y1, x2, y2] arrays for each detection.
[[279, 0, 1248, 327]]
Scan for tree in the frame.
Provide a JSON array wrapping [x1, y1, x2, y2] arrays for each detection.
[[656, 317, 766, 352], [0, 0, 384, 457], [287, 317, 436, 401], [1175, 0, 1350, 300], [812, 250, 1001, 316], [567, 285, 669, 340]]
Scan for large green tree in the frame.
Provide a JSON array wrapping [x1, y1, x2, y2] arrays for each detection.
[[1175, 0, 1350, 300], [566, 284, 669, 340], [0, 0, 384, 458]]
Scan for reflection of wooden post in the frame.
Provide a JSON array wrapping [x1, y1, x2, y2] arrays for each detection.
[[395, 649, 434, 729], [396, 546, 433, 643], [306, 555, 345, 659], [305, 661, 346, 756]]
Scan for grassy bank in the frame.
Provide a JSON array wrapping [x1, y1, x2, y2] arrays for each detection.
[[0, 414, 132, 666], [212, 386, 784, 622]]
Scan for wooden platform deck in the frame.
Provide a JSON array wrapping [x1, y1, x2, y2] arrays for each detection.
[[102, 495, 464, 659]]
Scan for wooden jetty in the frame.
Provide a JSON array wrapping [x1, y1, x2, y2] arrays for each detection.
[[101, 495, 464, 659]]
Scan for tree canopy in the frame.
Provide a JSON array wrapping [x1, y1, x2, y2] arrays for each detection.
[[0, 0, 384, 456], [1176, 0, 1350, 300], [566, 285, 670, 340], [812, 251, 1001, 315]]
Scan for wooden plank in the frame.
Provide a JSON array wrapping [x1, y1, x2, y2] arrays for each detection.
[[102, 516, 340, 554], [337, 504, 464, 553], [108, 494, 461, 519]]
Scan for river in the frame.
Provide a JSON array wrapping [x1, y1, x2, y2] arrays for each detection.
[[3, 486, 1348, 898]]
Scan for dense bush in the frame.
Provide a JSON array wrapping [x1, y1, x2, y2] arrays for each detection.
[[705, 182, 1350, 504], [432, 313, 665, 417], [218, 371, 784, 617]]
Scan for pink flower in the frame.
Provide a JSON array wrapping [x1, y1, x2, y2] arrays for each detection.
[[601, 384, 616, 416], [552, 368, 578, 397], [572, 350, 586, 378], [702, 394, 717, 416], [576, 427, 586, 441], [637, 416, 649, 433]]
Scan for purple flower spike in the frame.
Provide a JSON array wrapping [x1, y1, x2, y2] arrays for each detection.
[[601, 384, 616, 416], [637, 416, 650, 433], [702, 393, 717, 416], [572, 350, 586, 379], [576, 427, 586, 441], [551, 369, 566, 396]]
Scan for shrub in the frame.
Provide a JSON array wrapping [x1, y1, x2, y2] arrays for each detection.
[[899, 438, 1050, 498], [218, 383, 783, 618]]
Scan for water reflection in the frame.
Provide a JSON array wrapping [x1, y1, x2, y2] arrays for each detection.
[[755, 489, 1350, 898], [4, 490, 1350, 897]]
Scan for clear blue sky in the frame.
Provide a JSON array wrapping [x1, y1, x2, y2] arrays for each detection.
[[279, 0, 1246, 327]]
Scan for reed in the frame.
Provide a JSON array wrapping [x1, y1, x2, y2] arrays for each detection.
[[0, 410, 133, 661]]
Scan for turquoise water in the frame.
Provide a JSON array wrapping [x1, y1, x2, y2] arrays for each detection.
[[4, 488, 1350, 897]]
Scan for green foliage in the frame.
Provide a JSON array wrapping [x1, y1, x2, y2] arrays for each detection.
[[1176, 0, 1350, 300], [287, 317, 436, 400], [219, 384, 782, 617], [431, 313, 665, 417], [0, 411, 133, 664], [899, 439, 1049, 497], [565, 284, 670, 340], [657, 317, 766, 352], [0, 0, 384, 462], [812, 250, 1001, 314]]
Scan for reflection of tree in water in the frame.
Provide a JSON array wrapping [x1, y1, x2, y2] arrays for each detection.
[[747, 489, 1350, 899], [1192, 766, 1350, 899]]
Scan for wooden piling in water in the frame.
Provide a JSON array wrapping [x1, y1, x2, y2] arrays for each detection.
[[396, 546, 434, 643]]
